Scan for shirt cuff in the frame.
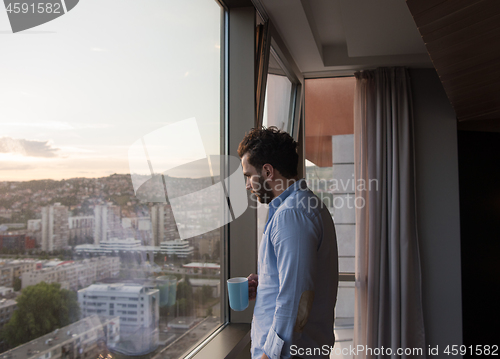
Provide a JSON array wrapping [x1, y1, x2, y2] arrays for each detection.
[[263, 327, 285, 359]]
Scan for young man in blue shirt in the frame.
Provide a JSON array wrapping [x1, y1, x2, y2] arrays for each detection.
[[238, 127, 339, 359]]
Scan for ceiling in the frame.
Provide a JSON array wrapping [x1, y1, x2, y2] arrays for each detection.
[[256, 0, 433, 77], [406, 0, 500, 127], [257, 0, 500, 130]]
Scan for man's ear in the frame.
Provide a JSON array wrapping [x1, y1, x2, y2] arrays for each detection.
[[261, 163, 274, 180]]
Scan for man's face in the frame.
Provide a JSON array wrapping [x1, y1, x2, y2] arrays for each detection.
[[241, 153, 274, 204]]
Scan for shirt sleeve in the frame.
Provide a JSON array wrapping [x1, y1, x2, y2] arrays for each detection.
[[263, 209, 321, 359]]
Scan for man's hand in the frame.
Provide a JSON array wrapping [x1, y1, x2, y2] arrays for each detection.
[[248, 273, 258, 300], [261, 353, 269, 359]]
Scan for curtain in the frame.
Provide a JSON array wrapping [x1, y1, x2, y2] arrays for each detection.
[[353, 68, 426, 359]]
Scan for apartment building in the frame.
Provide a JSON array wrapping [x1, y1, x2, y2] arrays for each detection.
[[151, 204, 180, 246], [160, 239, 194, 258], [78, 283, 159, 355], [0, 260, 37, 288], [195, 231, 219, 259], [0, 233, 26, 252], [0, 299, 17, 352], [68, 215, 94, 245], [1, 315, 120, 359], [75, 237, 194, 258], [41, 203, 70, 252], [27, 219, 41, 232], [0, 299, 16, 325], [21, 257, 120, 290], [26, 219, 41, 249], [94, 204, 122, 245], [74, 238, 155, 257], [122, 216, 153, 244]]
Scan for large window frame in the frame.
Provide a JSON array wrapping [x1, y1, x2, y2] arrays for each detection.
[[186, 2, 305, 359]]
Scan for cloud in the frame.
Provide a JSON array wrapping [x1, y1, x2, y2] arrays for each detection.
[[1, 121, 113, 130], [1, 164, 34, 171], [0, 137, 59, 158], [59, 146, 95, 153]]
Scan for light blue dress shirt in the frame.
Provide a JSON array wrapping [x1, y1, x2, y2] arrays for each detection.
[[251, 179, 338, 359]]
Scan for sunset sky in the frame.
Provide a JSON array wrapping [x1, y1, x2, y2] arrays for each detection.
[[0, 0, 221, 182]]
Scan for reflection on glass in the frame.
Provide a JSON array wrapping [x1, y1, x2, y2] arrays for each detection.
[[0, 0, 223, 358], [306, 150, 355, 359]]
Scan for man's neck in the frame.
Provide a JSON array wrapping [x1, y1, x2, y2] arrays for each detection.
[[271, 176, 299, 199]]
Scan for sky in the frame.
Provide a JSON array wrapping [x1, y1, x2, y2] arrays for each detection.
[[0, 0, 222, 182]]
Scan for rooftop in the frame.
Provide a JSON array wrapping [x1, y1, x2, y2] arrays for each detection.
[[183, 262, 220, 269], [0, 299, 16, 308], [189, 279, 220, 286], [0, 315, 118, 359], [80, 283, 156, 294]]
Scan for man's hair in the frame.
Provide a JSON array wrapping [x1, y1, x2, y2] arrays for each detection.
[[237, 126, 299, 179]]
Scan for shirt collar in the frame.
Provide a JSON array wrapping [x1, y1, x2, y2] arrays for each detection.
[[264, 179, 306, 233], [264, 179, 307, 234]]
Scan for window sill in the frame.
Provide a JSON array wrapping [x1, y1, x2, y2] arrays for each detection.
[[188, 323, 251, 359]]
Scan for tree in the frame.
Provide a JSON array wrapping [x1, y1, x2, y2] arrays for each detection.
[[12, 277, 21, 292], [1, 282, 81, 348], [176, 280, 192, 302], [201, 285, 213, 302], [178, 298, 195, 317], [192, 248, 200, 261], [212, 240, 220, 261], [206, 307, 213, 317], [176, 277, 193, 316]]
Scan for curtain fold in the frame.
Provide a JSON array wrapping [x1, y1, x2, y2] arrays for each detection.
[[353, 68, 426, 359]]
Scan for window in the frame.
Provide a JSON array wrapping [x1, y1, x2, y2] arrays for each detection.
[[256, 30, 302, 248], [0, 0, 224, 358]]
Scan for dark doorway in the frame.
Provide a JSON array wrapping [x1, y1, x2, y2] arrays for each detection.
[[458, 130, 500, 355]]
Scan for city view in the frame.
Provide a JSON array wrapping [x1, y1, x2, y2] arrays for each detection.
[[0, 173, 223, 359], [0, 0, 224, 356]]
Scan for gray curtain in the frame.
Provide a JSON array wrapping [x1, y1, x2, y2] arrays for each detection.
[[353, 68, 426, 359]]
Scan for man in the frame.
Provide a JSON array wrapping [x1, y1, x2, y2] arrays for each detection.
[[238, 127, 339, 359]]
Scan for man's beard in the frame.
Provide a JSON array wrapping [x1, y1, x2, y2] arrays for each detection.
[[255, 175, 274, 204]]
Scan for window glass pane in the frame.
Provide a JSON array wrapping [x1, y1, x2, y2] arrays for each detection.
[[0, 1, 223, 358], [262, 51, 293, 133], [304, 77, 356, 359]]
